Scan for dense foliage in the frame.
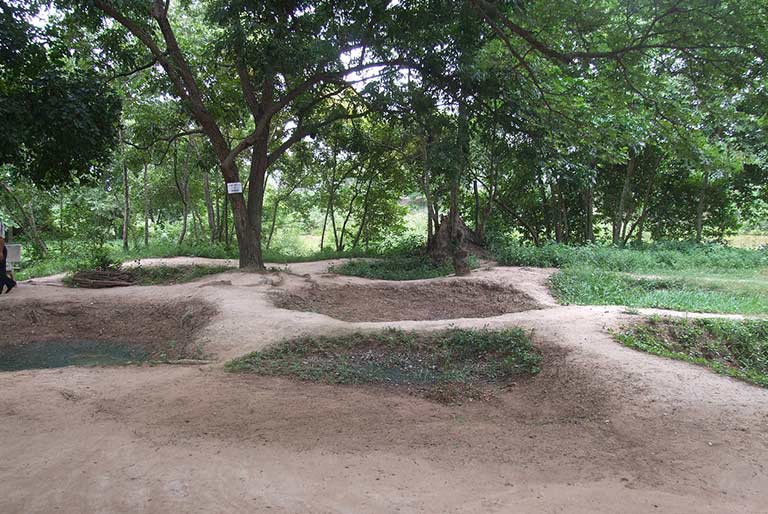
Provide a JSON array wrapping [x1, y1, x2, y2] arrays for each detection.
[[1, 0, 767, 273]]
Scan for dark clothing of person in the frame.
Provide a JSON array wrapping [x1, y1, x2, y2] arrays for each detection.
[[0, 245, 16, 292]]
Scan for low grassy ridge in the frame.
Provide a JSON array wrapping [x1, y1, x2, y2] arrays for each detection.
[[130, 265, 232, 285], [64, 264, 231, 287], [615, 316, 768, 387], [333, 255, 479, 281], [492, 241, 768, 315], [226, 328, 541, 403]]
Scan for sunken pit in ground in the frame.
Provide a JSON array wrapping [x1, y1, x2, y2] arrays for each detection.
[[0, 299, 213, 371], [271, 279, 542, 322]]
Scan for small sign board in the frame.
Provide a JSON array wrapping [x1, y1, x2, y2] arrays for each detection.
[[226, 182, 243, 194]]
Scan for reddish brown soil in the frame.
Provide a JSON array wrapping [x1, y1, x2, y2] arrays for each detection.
[[0, 299, 214, 358], [271, 279, 542, 321], [0, 259, 767, 513]]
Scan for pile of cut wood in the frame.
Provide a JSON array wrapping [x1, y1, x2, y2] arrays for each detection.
[[69, 269, 135, 288]]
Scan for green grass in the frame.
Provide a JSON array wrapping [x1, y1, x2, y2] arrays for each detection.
[[493, 241, 768, 273], [491, 241, 768, 315], [130, 265, 232, 285], [614, 316, 768, 387], [226, 328, 541, 402], [551, 267, 768, 315], [14, 237, 424, 281], [332, 255, 479, 281]]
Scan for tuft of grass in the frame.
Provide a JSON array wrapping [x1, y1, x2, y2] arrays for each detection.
[[551, 267, 768, 315], [332, 255, 479, 281], [226, 328, 541, 402], [614, 316, 768, 387]]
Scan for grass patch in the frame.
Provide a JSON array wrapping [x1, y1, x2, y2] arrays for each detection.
[[64, 264, 230, 288], [493, 241, 768, 273], [332, 255, 479, 281], [551, 267, 768, 315], [226, 328, 541, 403], [490, 241, 768, 315], [614, 316, 768, 387], [130, 265, 232, 285]]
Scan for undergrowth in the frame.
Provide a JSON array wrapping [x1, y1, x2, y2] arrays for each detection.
[[130, 265, 232, 285], [615, 316, 768, 387], [492, 241, 768, 272], [332, 255, 479, 281], [551, 267, 768, 315], [491, 241, 768, 315]]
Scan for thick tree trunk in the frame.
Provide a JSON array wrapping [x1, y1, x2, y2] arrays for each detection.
[[243, 137, 268, 270]]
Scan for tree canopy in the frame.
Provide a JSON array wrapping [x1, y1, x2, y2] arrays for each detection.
[[1, 0, 766, 266]]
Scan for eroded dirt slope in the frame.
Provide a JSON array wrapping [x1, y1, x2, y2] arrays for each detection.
[[0, 259, 766, 514]]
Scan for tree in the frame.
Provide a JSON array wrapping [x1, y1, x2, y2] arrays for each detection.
[[68, 0, 408, 269]]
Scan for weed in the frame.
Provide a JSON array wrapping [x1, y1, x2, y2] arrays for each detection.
[[226, 328, 541, 403], [614, 316, 768, 387]]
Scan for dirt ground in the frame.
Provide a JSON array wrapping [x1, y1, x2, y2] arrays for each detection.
[[1, 257, 767, 514], [271, 278, 541, 321]]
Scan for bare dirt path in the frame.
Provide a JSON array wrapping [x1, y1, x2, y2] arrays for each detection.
[[1, 259, 767, 514]]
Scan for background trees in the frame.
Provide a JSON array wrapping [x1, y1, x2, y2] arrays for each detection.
[[1, 0, 766, 272]]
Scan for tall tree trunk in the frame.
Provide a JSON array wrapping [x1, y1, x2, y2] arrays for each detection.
[[695, 169, 710, 243], [266, 197, 280, 250], [320, 201, 330, 251], [203, 168, 216, 243], [420, 134, 436, 250], [473, 179, 480, 232], [584, 183, 595, 244], [447, 101, 471, 275], [537, 176, 551, 241], [174, 144, 190, 245], [338, 178, 362, 252], [551, 178, 564, 243], [613, 155, 637, 246], [143, 162, 150, 246], [353, 177, 374, 248], [222, 192, 230, 247], [244, 135, 269, 270], [120, 127, 130, 252]]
